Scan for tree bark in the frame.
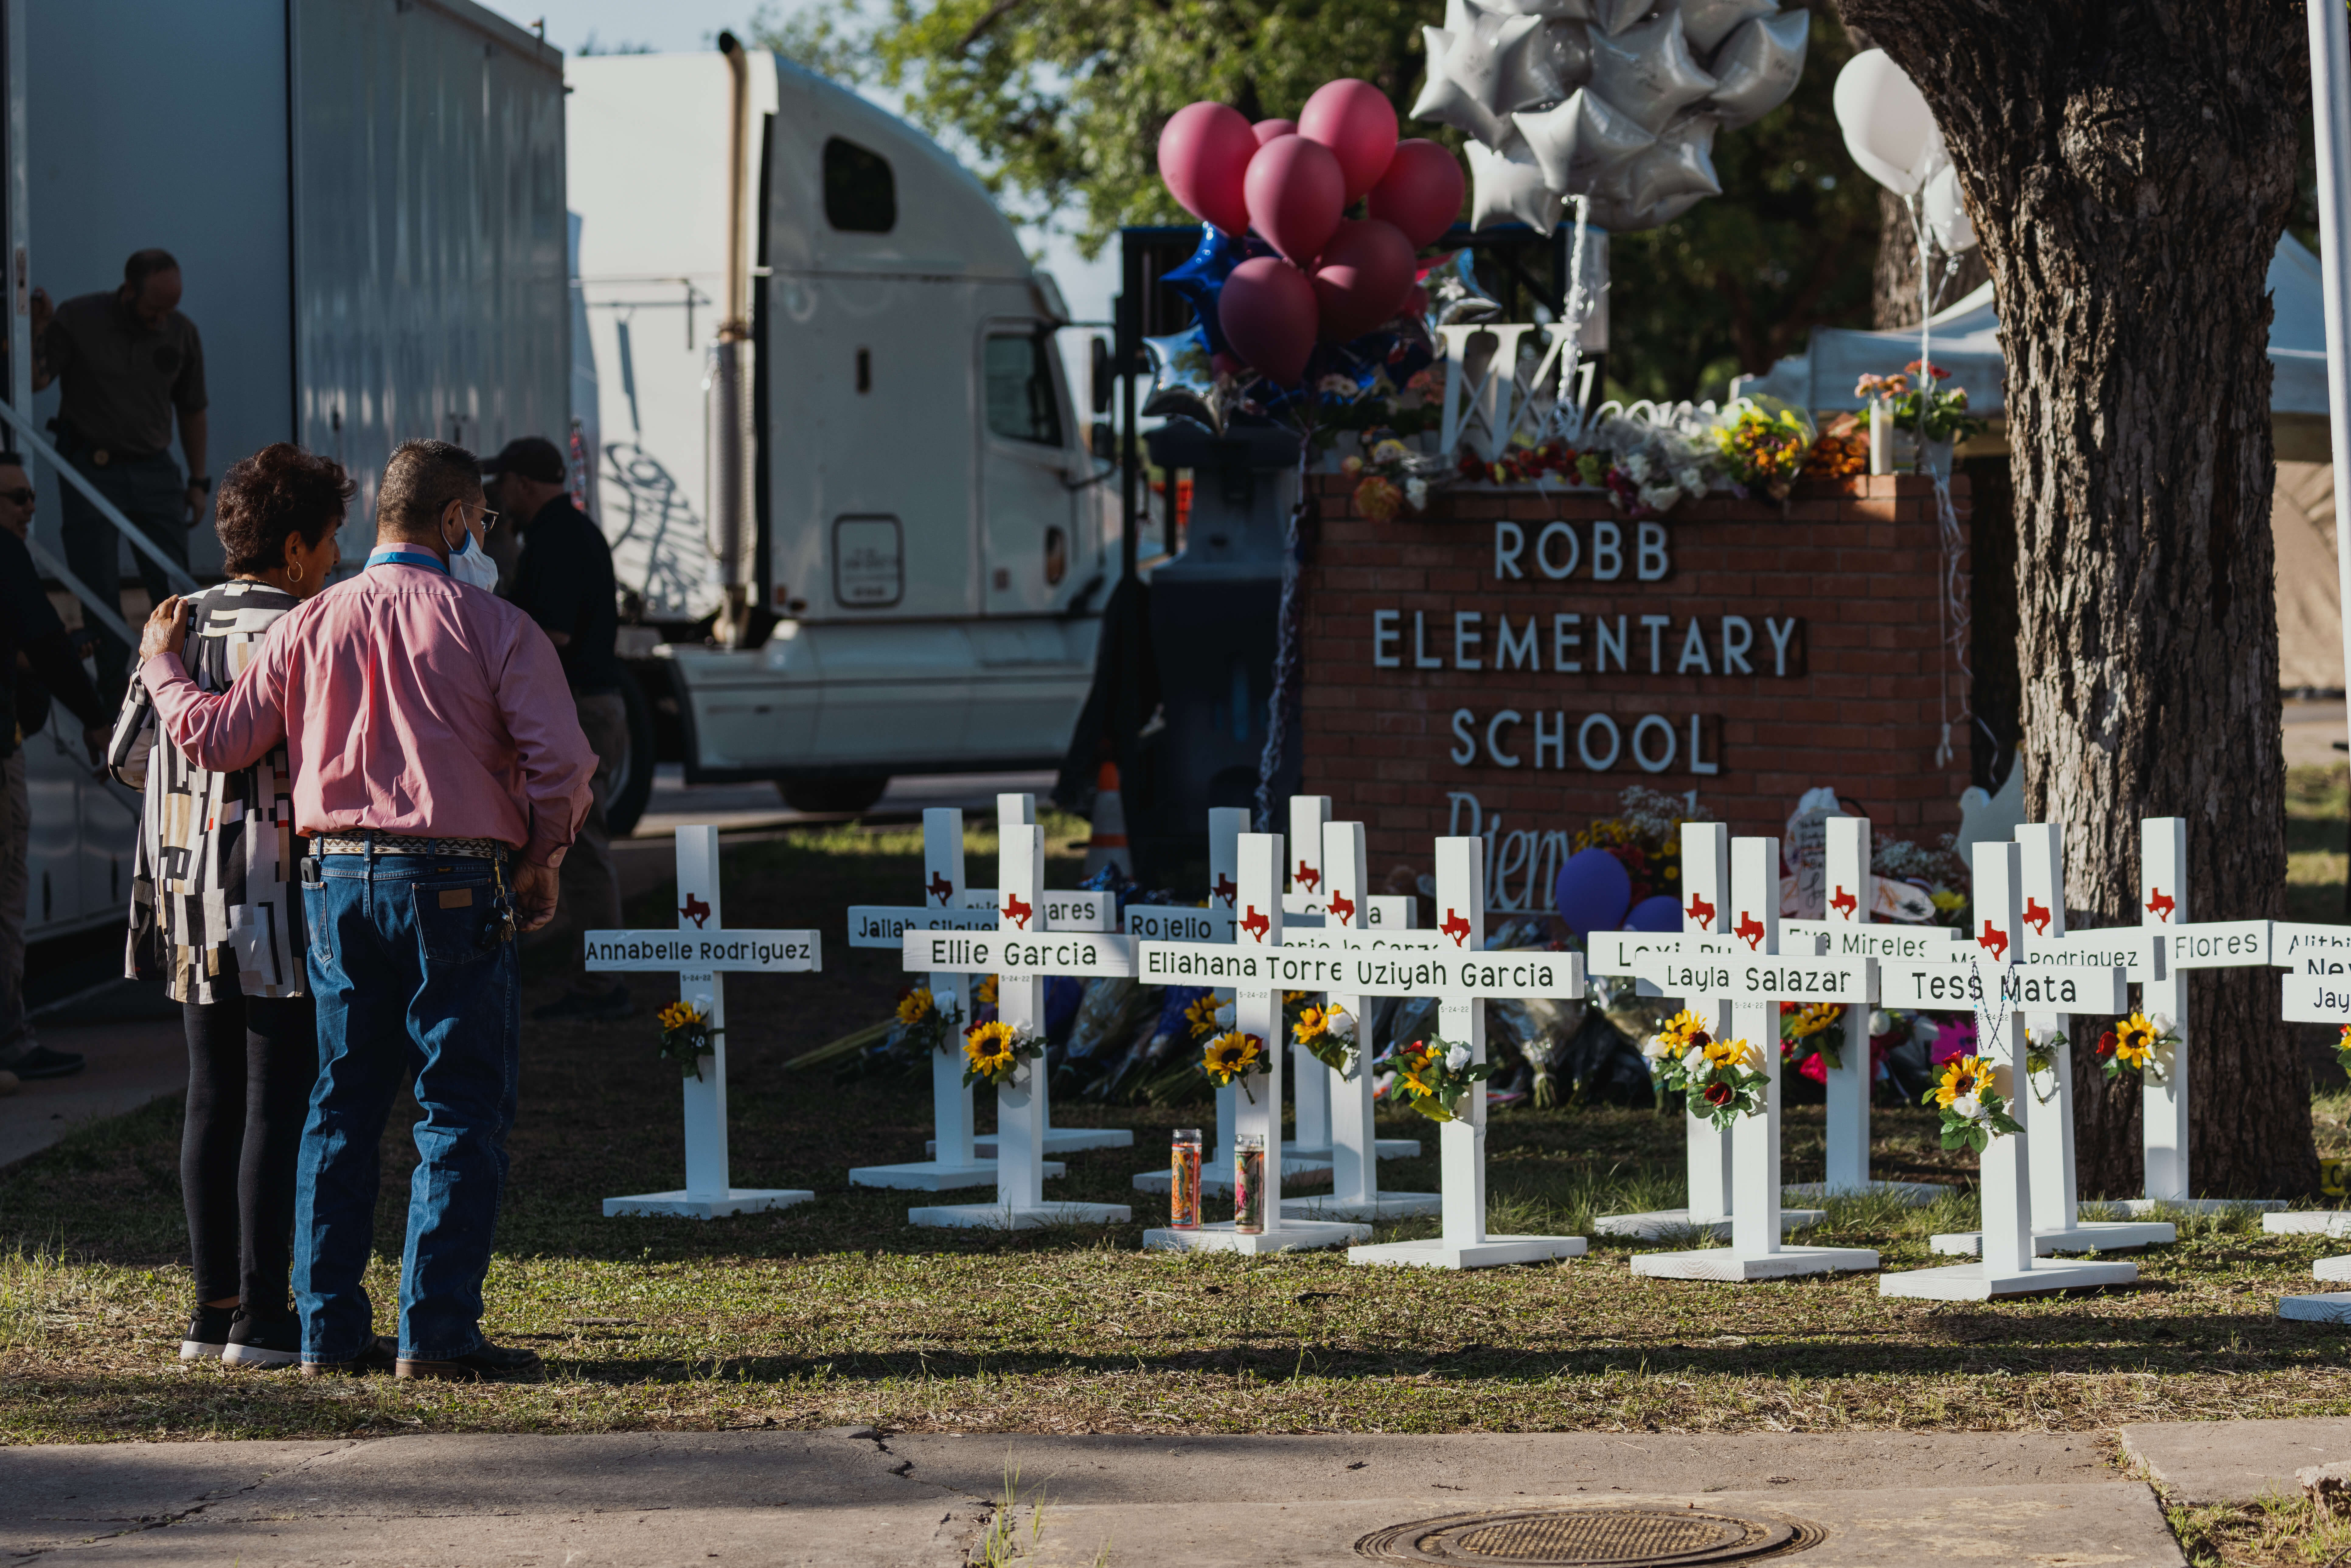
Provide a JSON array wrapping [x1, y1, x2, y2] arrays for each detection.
[[1872, 189, 1991, 331], [1833, 0, 2312, 1198]]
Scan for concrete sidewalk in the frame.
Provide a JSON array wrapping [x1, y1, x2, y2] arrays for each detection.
[[1, 1426, 2183, 1566]]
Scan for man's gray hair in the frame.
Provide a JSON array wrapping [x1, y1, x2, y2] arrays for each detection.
[[377, 439, 482, 541]]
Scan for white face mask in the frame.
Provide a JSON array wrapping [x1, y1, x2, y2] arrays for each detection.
[[445, 516, 501, 592]]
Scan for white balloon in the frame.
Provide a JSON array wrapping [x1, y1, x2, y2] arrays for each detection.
[[1466, 137, 1563, 234], [1833, 47, 1940, 196], [1707, 9, 1810, 130], [1923, 161, 1976, 252]]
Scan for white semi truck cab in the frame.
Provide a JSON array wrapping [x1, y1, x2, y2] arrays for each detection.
[[567, 45, 1115, 813]]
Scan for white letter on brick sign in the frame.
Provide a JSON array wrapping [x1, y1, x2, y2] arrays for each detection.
[[1494, 521, 1524, 579], [1450, 709, 1477, 765], [1678, 619, 1712, 674], [1766, 617, 1801, 676], [1553, 613, 1582, 671], [1534, 711, 1565, 770], [1637, 521, 1670, 581], [1486, 711, 1522, 768], [1721, 615, 1753, 674], [1372, 610, 1400, 668], [1536, 520, 1579, 579], [1495, 616, 1538, 670]]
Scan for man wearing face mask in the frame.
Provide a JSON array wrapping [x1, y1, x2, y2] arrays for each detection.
[[135, 439, 593, 1383]]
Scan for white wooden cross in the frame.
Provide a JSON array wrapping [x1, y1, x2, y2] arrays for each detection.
[[1268, 818, 1442, 1220], [1630, 835, 1880, 1281], [1779, 815, 1952, 1205], [1131, 831, 1370, 1252], [2269, 921, 2351, 1258], [2126, 817, 2283, 1215], [843, 808, 1072, 1192], [1287, 794, 1334, 1155], [587, 824, 821, 1219], [1878, 840, 2138, 1299], [1339, 836, 1588, 1270], [1592, 823, 1827, 1242], [896, 813, 1133, 1230], [1924, 822, 2175, 1258]]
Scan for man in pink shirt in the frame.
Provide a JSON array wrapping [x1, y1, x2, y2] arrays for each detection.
[[141, 438, 593, 1383]]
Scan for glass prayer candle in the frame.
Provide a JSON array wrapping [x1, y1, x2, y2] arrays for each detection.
[[1169, 1128, 1202, 1229], [1233, 1133, 1267, 1233]]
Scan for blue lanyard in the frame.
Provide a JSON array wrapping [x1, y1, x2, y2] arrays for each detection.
[[367, 547, 447, 575]]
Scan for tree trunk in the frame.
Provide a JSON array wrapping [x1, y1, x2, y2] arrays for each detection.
[[1872, 189, 1991, 331], [1834, 0, 2312, 1198]]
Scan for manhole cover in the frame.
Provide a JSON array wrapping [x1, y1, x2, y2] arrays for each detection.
[[1356, 1504, 1823, 1566]]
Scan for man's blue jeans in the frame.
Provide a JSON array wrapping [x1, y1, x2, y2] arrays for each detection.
[[295, 851, 519, 1364]]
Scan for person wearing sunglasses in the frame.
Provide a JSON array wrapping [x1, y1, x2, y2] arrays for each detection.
[[108, 443, 345, 1370]]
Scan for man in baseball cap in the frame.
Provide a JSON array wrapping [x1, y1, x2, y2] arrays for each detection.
[[482, 438, 630, 1021]]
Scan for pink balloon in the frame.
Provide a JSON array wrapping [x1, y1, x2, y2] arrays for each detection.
[[1157, 102, 1257, 237], [1218, 256, 1318, 386], [1310, 219, 1417, 342], [1252, 118, 1297, 146], [1367, 139, 1466, 251], [1243, 135, 1345, 266], [1298, 79, 1399, 203]]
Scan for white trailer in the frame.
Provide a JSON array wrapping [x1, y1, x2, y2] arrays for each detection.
[[567, 45, 1114, 814], [11, 0, 568, 941]]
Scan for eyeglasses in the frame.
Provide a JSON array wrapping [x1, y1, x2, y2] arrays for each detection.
[[0, 488, 33, 506], [449, 500, 500, 533]]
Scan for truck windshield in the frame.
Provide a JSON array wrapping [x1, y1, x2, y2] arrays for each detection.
[[982, 332, 1063, 447]]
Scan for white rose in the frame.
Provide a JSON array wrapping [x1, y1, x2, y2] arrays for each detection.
[[1444, 1043, 1473, 1073], [1404, 477, 1430, 509], [1642, 1034, 1669, 1061], [1867, 1010, 1892, 1037], [1682, 1047, 1707, 1076], [1215, 1002, 1235, 1030], [1674, 467, 1706, 496], [2148, 1012, 2173, 1034], [1951, 1094, 1981, 1120], [1330, 1010, 1356, 1041]]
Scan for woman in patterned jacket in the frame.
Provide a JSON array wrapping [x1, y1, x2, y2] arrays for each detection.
[[109, 443, 351, 1368]]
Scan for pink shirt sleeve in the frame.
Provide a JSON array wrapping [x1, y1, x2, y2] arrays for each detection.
[[140, 624, 290, 774], [490, 610, 596, 868]]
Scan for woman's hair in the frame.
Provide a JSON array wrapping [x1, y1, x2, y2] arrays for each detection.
[[215, 444, 355, 575]]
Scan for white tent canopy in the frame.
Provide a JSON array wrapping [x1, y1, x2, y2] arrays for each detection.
[[1737, 235, 2332, 448]]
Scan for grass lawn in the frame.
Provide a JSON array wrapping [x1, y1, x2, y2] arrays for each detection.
[[8, 801, 2351, 1449]]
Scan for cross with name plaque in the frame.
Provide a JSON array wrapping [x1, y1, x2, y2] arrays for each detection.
[[844, 808, 1068, 1192], [1338, 836, 1589, 1270], [1593, 823, 1825, 1242], [896, 812, 1133, 1230], [1925, 824, 2175, 1258], [586, 824, 822, 1219], [1877, 840, 2139, 1299], [2267, 921, 2351, 1260], [1629, 836, 1880, 1282]]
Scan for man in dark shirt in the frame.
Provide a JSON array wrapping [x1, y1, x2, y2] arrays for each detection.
[[1, 453, 110, 1084], [31, 248, 210, 701], [483, 437, 629, 1020]]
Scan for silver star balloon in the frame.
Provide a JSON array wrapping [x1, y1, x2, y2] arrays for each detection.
[[1513, 88, 1655, 194], [1466, 137, 1562, 235], [1140, 331, 1226, 435], [1422, 249, 1509, 330], [1707, 9, 1809, 128], [1413, 28, 1511, 146], [1619, 112, 1720, 214], [1490, 0, 1592, 15], [1538, 21, 1595, 96], [1588, 9, 1717, 135], [1676, 0, 1778, 53], [1588, 0, 1653, 34]]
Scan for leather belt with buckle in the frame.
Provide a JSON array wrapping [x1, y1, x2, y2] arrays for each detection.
[[315, 832, 508, 860]]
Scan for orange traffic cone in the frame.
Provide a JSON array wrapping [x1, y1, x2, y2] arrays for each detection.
[[1082, 760, 1130, 880]]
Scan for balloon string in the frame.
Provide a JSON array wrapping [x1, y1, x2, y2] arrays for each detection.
[[1906, 193, 1973, 776]]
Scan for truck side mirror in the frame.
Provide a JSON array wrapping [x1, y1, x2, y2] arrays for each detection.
[[1089, 335, 1113, 415]]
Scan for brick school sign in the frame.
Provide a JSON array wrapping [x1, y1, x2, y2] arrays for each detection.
[[1298, 473, 1973, 912]]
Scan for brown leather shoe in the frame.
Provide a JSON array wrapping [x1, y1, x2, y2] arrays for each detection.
[[396, 1341, 545, 1383]]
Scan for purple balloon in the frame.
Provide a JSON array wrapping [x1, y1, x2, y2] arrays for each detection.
[[1553, 847, 1633, 935], [1625, 894, 1682, 932]]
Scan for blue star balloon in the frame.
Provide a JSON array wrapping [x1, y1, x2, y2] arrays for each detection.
[[1161, 223, 1267, 361]]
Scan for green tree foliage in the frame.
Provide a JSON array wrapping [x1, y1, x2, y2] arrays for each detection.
[[752, 2, 1880, 403]]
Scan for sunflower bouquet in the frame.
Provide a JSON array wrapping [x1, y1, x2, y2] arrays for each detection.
[[1925, 1053, 2022, 1152], [1388, 1036, 1495, 1124], [1292, 1003, 1358, 1076], [893, 986, 964, 1057], [1185, 992, 1234, 1041], [1642, 1009, 1767, 1131], [2336, 1024, 2351, 1078], [962, 1018, 1043, 1090], [1202, 1030, 1267, 1101], [657, 1000, 722, 1081], [2095, 1010, 2176, 1085], [1779, 1000, 1845, 1078]]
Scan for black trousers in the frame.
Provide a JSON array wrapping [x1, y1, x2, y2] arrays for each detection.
[[181, 991, 317, 1310]]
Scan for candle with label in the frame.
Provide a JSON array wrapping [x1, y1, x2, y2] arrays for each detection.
[[1170, 1129, 1202, 1229]]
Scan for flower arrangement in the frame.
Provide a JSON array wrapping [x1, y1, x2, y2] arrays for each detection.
[[1856, 361, 1985, 447], [1713, 398, 1816, 502], [1202, 1030, 1267, 1100], [1803, 411, 1869, 479], [657, 1000, 722, 1080], [1389, 1036, 1495, 1123], [1779, 1000, 1845, 1081], [1292, 1003, 1358, 1075], [1455, 436, 1605, 489], [962, 1018, 1043, 1089], [1925, 1053, 2021, 1152], [1344, 436, 1433, 520], [2022, 1024, 2067, 1104], [2336, 1024, 2351, 1079], [1642, 1009, 1768, 1130], [1184, 992, 1232, 1041], [893, 986, 964, 1057], [1571, 785, 1706, 909], [2095, 1011, 2176, 1084]]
